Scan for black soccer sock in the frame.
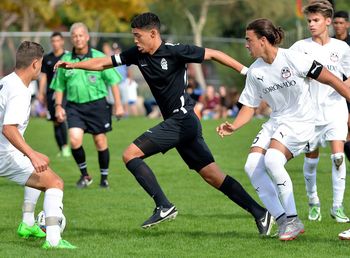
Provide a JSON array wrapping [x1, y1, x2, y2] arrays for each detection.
[[71, 146, 88, 177], [53, 122, 67, 150], [126, 158, 172, 208], [98, 148, 109, 181], [344, 141, 350, 161], [219, 175, 266, 220]]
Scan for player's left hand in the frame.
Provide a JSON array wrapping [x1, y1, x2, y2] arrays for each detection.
[[216, 121, 235, 138]]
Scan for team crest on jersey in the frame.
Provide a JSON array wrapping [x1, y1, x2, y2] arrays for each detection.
[[330, 52, 339, 62], [0, 84, 3, 91], [161, 58, 168, 70], [88, 75, 97, 83], [281, 67, 291, 79]]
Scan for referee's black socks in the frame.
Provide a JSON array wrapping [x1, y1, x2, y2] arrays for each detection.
[[98, 148, 110, 181], [126, 158, 172, 208], [71, 146, 89, 177], [219, 175, 266, 220]]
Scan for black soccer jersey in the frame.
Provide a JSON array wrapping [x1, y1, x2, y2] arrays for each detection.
[[112, 42, 205, 119], [41, 51, 66, 94]]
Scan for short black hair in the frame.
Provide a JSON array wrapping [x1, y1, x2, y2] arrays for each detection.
[[131, 12, 160, 31], [334, 10, 349, 21], [50, 31, 63, 38]]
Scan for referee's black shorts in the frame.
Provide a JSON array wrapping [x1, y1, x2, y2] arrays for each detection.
[[66, 98, 112, 134], [133, 110, 215, 172]]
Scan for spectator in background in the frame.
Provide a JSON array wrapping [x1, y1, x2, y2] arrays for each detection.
[[224, 87, 241, 118], [186, 76, 203, 118], [37, 32, 70, 157], [125, 76, 139, 116], [199, 85, 220, 120]]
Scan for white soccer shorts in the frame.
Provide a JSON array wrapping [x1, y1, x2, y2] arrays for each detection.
[[0, 150, 34, 185], [308, 119, 347, 152], [251, 119, 315, 157]]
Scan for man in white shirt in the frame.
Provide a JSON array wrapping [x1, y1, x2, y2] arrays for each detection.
[[0, 41, 75, 249], [290, 1, 350, 224]]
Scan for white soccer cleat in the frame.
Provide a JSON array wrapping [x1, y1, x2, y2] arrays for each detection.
[[339, 229, 350, 240]]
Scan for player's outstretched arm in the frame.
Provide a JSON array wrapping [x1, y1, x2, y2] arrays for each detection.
[[204, 48, 248, 75], [2, 124, 49, 172], [55, 56, 113, 71], [216, 105, 255, 138], [316, 67, 350, 102]]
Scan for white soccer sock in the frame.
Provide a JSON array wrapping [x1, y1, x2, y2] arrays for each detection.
[[244, 152, 285, 218], [303, 157, 320, 204], [22, 187, 42, 226], [264, 148, 297, 217], [331, 153, 346, 208], [44, 188, 63, 246]]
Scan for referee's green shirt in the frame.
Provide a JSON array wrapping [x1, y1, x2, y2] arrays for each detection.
[[50, 48, 122, 104]]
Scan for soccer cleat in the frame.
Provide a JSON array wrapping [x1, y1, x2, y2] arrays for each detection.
[[76, 175, 93, 188], [279, 217, 305, 241], [42, 239, 77, 249], [141, 205, 178, 229], [330, 206, 350, 223], [308, 203, 321, 221], [255, 210, 274, 236], [61, 146, 71, 158], [99, 179, 109, 188], [17, 222, 46, 239], [339, 229, 350, 240]]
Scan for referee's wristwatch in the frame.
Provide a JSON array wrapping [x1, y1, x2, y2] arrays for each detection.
[[54, 103, 63, 108]]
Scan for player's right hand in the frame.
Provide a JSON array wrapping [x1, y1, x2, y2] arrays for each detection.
[[30, 151, 50, 173], [216, 121, 235, 138], [55, 106, 66, 123]]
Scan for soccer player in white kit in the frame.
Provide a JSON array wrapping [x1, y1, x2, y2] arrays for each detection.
[[217, 18, 350, 241], [290, 0, 350, 224], [0, 41, 75, 249]]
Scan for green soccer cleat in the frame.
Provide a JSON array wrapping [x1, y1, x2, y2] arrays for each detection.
[[61, 145, 71, 158], [17, 222, 46, 239], [308, 204, 321, 221], [42, 239, 77, 249], [331, 206, 350, 223]]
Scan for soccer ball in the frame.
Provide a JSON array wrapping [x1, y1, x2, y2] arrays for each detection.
[[36, 210, 66, 233]]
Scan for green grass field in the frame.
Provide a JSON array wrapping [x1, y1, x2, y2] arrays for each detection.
[[0, 117, 350, 257]]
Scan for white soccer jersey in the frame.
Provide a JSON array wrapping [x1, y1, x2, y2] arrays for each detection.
[[290, 38, 350, 125], [239, 48, 316, 124], [0, 72, 31, 153]]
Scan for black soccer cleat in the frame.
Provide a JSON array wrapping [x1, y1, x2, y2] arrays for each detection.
[[99, 179, 109, 188], [76, 175, 93, 189], [141, 205, 178, 229], [255, 210, 274, 236]]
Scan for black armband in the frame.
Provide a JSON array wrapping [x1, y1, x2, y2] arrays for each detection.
[[307, 60, 323, 79], [111, 55, 117, 67]]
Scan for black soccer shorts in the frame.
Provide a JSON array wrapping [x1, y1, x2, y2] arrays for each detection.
[[66, 98, 112, 134], [133, 110, 215, 172]]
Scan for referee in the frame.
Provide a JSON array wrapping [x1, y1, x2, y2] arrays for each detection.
[[54, 13, 273, 236], [51, 22, 124, 188]]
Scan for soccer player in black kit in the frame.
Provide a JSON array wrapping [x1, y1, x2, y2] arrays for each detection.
[[55, 12, 273, 236], [38, 32, 70, 157]]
